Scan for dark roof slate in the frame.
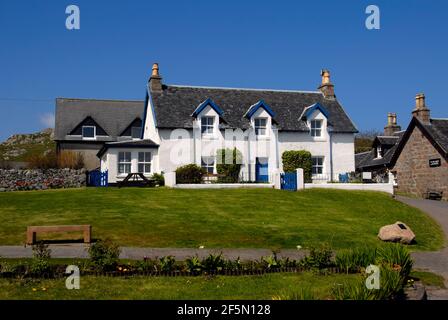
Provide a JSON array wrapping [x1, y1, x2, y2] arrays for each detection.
[[151, 85, 357, 133], [97, 139, 159, 158]]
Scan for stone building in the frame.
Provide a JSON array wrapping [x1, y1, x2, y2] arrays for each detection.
[[356, 93, 448, 199], [390, 94, 448, 200]]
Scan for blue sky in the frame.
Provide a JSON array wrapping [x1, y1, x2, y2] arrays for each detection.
[[0, 0, 447, 141]]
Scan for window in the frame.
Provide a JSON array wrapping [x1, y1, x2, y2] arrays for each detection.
[[201, 117, 214, 135], [254, 118, 267, 136], [82, 126, 95, 139], [310, 120, 322, 137], [312, 156, 324, 175], [138, 152, 151, 174], [201, 156, 215, 174], [376, 146, 382, 158], [118, 152, 132, 175], [131, 127, 141, 139]]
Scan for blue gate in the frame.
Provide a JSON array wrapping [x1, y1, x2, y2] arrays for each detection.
[[88, 170, 108, 187], [281, 172, 297, 191]]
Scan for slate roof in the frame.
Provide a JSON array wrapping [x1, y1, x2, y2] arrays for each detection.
[[55, 98, 145, 141], [355, 132, 404, 170], [424, 119, 448, 155], [150, 85, 358, 133]]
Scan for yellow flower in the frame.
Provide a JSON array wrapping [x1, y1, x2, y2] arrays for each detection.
[[32, 288, 37, 292], [42, 288, 47, 291], [118, 267, 122, 271]]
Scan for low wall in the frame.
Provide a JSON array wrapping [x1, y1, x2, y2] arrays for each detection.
[[304, 182, 394, 194], [0, 169, 87, 192], [174, 183, 275, 189]]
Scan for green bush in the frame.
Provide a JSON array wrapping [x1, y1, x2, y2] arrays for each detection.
[[274, 287, 316, 300], [29, 242, 52, 275], [157, 256, 176, 272], [185, 256, 203, 274], [151, 173, 165, 186], [335, 247, 377, 274], [216, 148, 243, 183], [281, 150, 312, 183], [202, 253, 226, 272], [88, 239, 121, 272], [376, 243, 413, 278], [175, 164, 205, 184], [299, 244, 333, 269]]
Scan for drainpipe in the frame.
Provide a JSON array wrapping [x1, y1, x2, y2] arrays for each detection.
[[329, 126, 334, 183]]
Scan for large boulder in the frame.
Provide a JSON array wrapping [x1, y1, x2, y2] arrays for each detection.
[[378, 221, 416, 244]]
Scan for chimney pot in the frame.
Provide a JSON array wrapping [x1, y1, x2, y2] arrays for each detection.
[[149, 62, 163, 92], [318, 69, 335, 99], [412, 92, 430, 124], [384, 112, 401, 135]]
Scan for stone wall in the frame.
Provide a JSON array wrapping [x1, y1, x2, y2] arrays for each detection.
[[392, 126, 448, 200], [0, 169, 87, 192]]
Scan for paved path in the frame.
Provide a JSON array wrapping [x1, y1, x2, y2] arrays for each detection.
[[396, 196, 448, 299], [0, 245, 306, 261]]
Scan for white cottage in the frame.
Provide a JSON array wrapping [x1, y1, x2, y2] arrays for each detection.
[[55, 63, 357, 185]]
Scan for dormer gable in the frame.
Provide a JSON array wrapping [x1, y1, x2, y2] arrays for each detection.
[[244, 100, 276, 119], [191, 98, 224, 118], [69, 116, 109, 138], [300, 103, 330, 121], [120, 117, 143, 139]]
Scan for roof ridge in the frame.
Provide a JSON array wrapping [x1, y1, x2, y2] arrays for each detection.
[[166, 84, 322, 94], [56, 97, 145, 103]]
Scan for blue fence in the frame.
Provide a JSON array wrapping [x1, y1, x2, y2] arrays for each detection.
[[88, 170, 108, 187], [280, 172, 297, 191]]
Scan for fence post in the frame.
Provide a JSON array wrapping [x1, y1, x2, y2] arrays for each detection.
[[296, 168, 304, 191], [165, 172, 176, 187], [274, 171, 281, 189]]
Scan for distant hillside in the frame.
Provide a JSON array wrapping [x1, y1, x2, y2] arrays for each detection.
[[0, 128, 55, 162], [354, 130, 381, 154]]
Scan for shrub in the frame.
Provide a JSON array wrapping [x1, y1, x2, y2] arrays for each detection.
[[88, 239, 121, 272], [281, 150, 312, 183], [216, 148, 243, 183], [27, 151, 58, 169], [151, 173, 165, 186], [299, 244, 333, 269], [273, 287, 316, 300], [175, 164, 205, 184], [185, 256, 203, 274], [335, 247, 377, 274], [29, 242, 52, 275], [157, 256, 176, 272], [376, 243, 413, 278], [202, 253, 226, 272], [135, 259, 157, 273], [57, 151, 84, 169]]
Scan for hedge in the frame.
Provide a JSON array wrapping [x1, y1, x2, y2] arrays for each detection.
[[282, 150, 312, 183], [216, 148, 243, 183]]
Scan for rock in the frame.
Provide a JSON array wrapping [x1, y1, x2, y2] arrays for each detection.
[[378, 221, 416, 244], [404, 281, 427, 300], [0, 188, 6, 192]]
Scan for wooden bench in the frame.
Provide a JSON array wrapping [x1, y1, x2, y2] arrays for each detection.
[[26, 225, 92, 245], [424, 189, 443, 200]]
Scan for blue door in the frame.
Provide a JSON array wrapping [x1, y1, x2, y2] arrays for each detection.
[[256, 158, 269, 182], [281, 172, 297, 191]]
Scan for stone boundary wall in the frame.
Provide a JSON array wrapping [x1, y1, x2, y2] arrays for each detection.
[[0, 169, 87, 192]]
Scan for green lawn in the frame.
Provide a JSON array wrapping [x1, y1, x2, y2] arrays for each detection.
[[0, 188, 443, 250], [0, 272, 360, 300]]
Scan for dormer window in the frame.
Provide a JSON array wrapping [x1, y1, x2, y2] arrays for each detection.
[[131, 127, 141, 139], [254, 118, 267, 136], [201, 116, 214, 135], [310, 120, 322, 137], [82, 126, 96, 139]]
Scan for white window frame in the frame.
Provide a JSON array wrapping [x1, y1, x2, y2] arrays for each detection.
[[138, 152, 152, 175], [118, 151, 132, 176], [310, 120, 322, 137], [201, 116, 214, 136], [201, 156, 215, 174], [376, 146, 382, 159], [131, 127, 141, 139], [82, 125, 96, 140], [254, 118, 267, 136], [312, 156, 324, 175]]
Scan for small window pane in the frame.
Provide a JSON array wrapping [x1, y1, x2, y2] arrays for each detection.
[[201, 156, 214, 174], [131, 127, 141, 139], [82, 126, 95, 138], [201, 117, 214, 135]]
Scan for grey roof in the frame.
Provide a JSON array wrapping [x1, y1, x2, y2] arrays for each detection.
[[151, 85, 358, 133], [356, 132, 404, 170], [425, 119, 448, 155], [97, 139, 159, 158], [55, 98, 145, 141]]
